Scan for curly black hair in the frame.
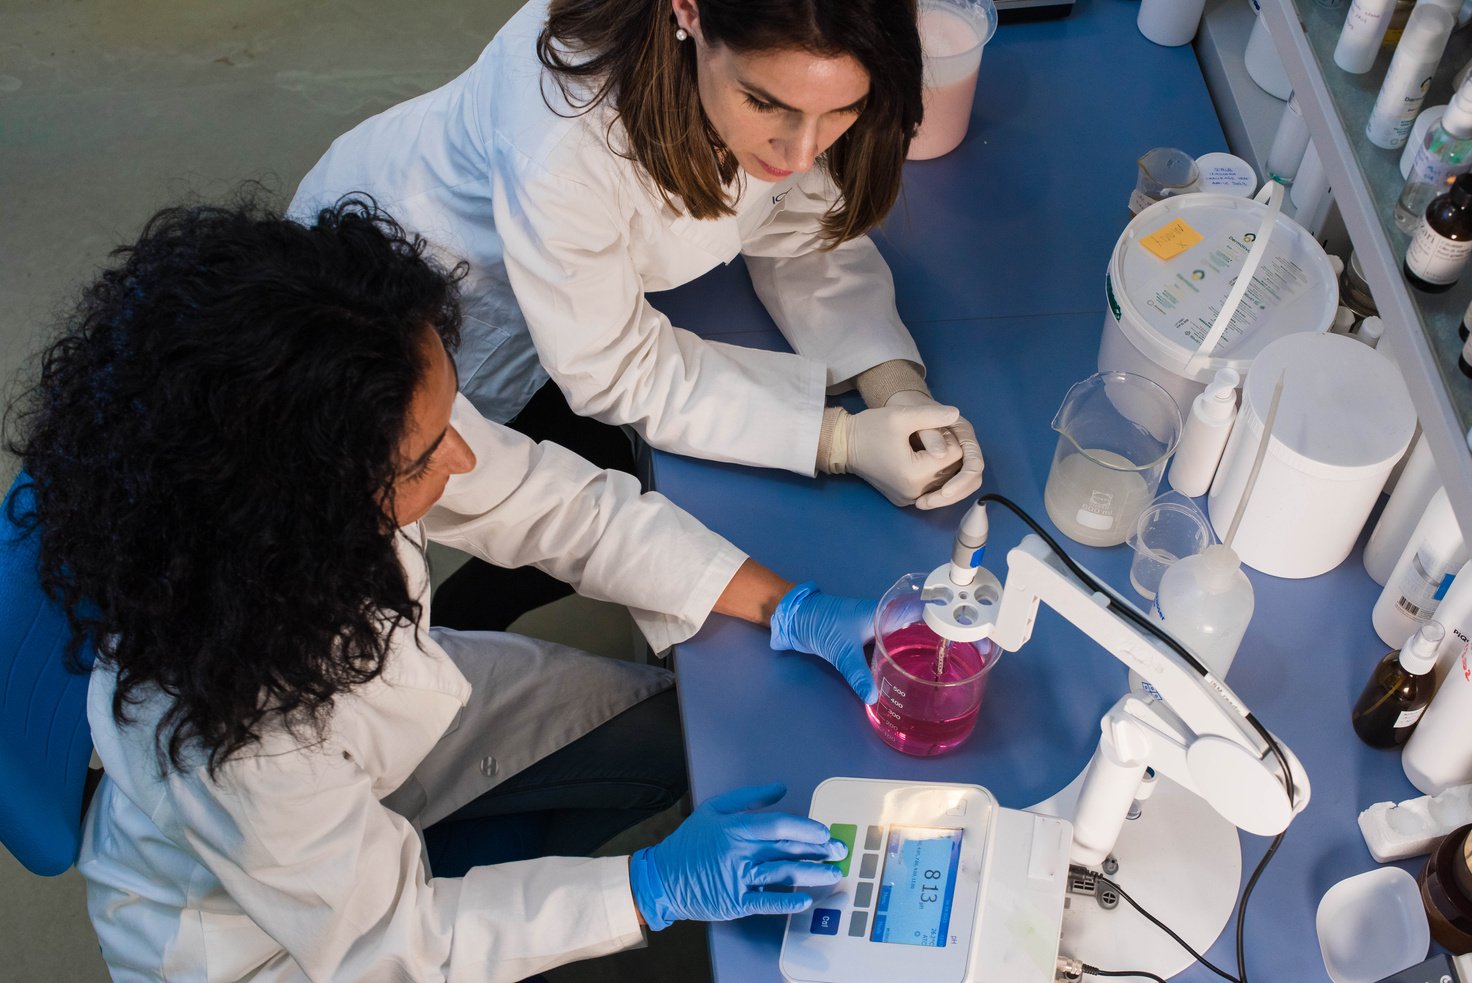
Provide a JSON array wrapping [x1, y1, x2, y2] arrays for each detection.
[[7, 193, 465, 775]]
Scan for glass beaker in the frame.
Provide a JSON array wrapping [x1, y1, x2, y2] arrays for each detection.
[[1044, 372, 1184, 548], [1130, 147, 1200, 215], [1126, 490, 1215, 601], [866, 572, 1000, 757], [906, 0, 998, 160]]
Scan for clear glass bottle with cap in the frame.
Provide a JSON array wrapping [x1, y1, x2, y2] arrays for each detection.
[[1406, 173, 1472, 292], [1396, 77, 1472, 233], [1352, 620, 1445, 748]]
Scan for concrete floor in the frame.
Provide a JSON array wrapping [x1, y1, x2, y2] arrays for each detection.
[[0, 2, 709, 979]]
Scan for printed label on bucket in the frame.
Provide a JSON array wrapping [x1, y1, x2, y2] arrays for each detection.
[[1139, 233, 1312, 357]]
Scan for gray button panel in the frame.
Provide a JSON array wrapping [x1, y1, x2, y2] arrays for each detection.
[[853, 881, 873, 908], [859, 853, 879, 879], [865, 825, 883, 850], [848, 910, 869, 937]]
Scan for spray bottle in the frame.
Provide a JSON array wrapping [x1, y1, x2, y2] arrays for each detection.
[[1351, 620, 1445, 748], [1152, 375, 1284, 679]]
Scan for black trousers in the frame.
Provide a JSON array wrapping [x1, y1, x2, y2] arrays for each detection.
[[430, 380, 639, 632]]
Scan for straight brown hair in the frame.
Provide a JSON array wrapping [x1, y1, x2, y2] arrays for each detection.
[[538, 0, 923, 246]]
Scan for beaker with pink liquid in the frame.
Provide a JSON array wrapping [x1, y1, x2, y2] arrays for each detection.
[[866, 572, 1001, 756], [907, 0, 998, 161]]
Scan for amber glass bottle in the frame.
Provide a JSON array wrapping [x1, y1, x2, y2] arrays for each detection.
[[1406, 174, 1472, 293], [1350, 622, 1443, 748]]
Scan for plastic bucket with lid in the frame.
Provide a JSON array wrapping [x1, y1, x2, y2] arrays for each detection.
[[1100, 186, 1338, 416], [1207, 332, 1416, 579]]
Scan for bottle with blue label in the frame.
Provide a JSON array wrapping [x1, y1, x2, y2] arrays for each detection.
[[1373, 487, 1468, 648]]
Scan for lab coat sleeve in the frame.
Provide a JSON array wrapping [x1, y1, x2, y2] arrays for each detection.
[[423, 395, 748, 652], [172, 738, 645, 983], [741, 167, 923, 387], [490, 147, 827, 476]]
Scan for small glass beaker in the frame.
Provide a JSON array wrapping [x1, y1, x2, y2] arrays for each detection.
[[866, 572, 1000, 757], [1126, 490, 1215, 601], [1131, 147, 1200, 215], [906, 0, 998, 160], [1044, 372, 1184, 548]]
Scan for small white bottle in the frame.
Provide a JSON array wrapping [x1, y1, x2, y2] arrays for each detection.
[[1169, 368, 1239, 498], [1336, 0, 1400, 73], [1372, 486, 1469, 647], [1364, 434, 1439, 584], [1154, 544, 1255, 678], [1332, 306, 1359, 334], [1402, 586, 1472, 794], [1356, 314, 1386, 347], [1267, 93, 1311, 184], [1366, 5, 1456, 150], [1137, 0, 1205, 46]]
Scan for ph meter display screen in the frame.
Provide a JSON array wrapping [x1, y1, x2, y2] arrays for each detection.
[[870, 826, 963, 948]]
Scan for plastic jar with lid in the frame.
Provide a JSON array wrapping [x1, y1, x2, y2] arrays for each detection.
[[1420, 824, 1472, 953]]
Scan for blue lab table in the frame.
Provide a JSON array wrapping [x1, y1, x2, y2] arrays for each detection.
[[649, 1, 1418, 980]]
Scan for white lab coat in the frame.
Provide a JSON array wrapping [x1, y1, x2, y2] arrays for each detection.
[[78, 395, 748, 982], [290, 0, 921, 477]]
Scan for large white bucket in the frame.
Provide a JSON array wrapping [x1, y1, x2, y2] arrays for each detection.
[[1100, 188, 1338, 416]]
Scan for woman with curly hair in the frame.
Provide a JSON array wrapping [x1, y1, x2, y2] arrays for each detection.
[[293, 0, 987, 629], [10, 196, 874, 981]]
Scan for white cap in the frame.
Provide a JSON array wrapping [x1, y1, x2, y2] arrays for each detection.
[[1195, 153, 1257, 198], [1358, 316, 1385, 348], [1195, 367, 1240, 423], [1333, 306, 1357, 334], [1328, 254, 1345, 278], [1399, 620, 1446, 674], [1443, 75, 1472, 139]]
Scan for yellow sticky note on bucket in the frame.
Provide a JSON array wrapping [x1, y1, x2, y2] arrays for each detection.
[[1140, 219, 1203, 261]]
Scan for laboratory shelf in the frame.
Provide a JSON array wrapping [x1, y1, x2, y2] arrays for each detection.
[[1260, 0, 1472, 535]]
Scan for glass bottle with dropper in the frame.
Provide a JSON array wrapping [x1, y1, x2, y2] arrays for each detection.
[[1396, 76, 1472, 233], [1351, 620, 1445, 747]]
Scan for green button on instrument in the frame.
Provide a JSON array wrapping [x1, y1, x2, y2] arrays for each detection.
[[829, 823, 857, 877]]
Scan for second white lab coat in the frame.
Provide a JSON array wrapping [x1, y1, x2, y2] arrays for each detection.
[[291, 0, 921, 477], [78, 395, 748, 982]]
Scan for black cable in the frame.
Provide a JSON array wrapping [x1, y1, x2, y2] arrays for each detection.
[[1082, 967, 1168, 983], [1092, 874, 1239, 983], [975, 494, 1294, 983]]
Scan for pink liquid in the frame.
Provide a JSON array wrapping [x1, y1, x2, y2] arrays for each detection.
[[907, 6, 984, 161], [865, 622, 996, 756]]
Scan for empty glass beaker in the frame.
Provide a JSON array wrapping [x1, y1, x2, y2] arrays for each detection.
[[1126, 490, 1215, 600], [866, 572, 1000, 757], [1044, 372, 1184, 548], [1130, 147, 1200, 215]]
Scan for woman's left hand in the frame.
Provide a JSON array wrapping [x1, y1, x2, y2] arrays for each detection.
[[887, 391, 984, 510], [768, 582, 878, 704]]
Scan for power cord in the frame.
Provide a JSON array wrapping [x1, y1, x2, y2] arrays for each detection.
[[1082, 969, 1169, 983], [976, 493, 1293, 983]]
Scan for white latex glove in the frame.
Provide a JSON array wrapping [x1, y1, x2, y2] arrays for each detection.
[[885, 391, 984, 510], [825, 403, 964, 507]]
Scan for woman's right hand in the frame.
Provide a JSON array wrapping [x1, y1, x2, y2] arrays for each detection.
[[820, 403, 965, 506], [628, 784, 845, 930]]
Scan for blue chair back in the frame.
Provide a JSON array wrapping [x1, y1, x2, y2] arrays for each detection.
[[0, 474, 95, 876]]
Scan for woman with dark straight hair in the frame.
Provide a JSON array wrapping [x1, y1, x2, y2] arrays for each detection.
[[292, 0, 986, 626], [12, 195, 878, 981]]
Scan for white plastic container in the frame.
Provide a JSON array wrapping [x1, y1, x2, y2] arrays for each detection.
[[1206, 333, 1417, 578], [1194, 153, 1257, 197], [1334, 0, 1399, 74], [1267, 93, 1311, 184], [907, 0, 998, 161], [1169, 368, 1240, 497], [1372, 487, 1468, 646], [1138, 0, 1204, 46], [1100, 192, 1338, 416], [1403, 565, 1472, 794], [1245, 5, 1292, 99], [1291, 142, 1334, 236], [1364, 434, 1440, 585]]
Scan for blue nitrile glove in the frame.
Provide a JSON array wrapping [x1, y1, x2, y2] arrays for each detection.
[[629, 783, 846, 931], [769, 581, 879, 704]]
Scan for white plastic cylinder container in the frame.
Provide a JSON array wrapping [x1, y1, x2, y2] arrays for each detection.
[[1100, 193, 1338, 417], [1267, 94, 1311, 183], [1335, 0, 1398, 74], [1402, 565, 1472, 794], [907, 0, 998, 161], [1291, 142, 1334, 235], [1207, 333, 1417, 578], [1138, 0, 1205, 46], [1372, 487, 1469, 647], [1169, 368, 1240, 498], [1245, 6, 1293, 99], [1366, 5, 1456, 149], [1365, 434, 1440, 584]]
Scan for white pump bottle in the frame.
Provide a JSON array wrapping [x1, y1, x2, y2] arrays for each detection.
[[1153, 544, 1255, 678], [1169, 368, 1239, 498]]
